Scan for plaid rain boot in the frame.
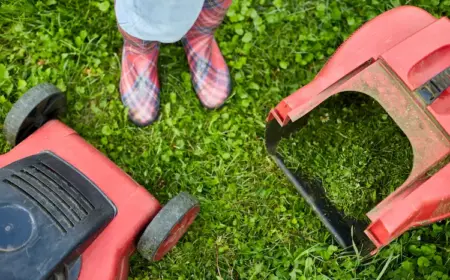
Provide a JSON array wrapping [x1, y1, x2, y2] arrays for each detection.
[[182, 0, 233, 109], [119, 28, 161, 126]]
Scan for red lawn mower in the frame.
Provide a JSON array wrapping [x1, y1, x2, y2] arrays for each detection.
[[266, 6, 450, 255], [0, 84, 199, 280]]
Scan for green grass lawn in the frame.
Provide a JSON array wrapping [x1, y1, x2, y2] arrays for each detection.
[[1, 0, 450, 279], [279, 93, 413, 220]]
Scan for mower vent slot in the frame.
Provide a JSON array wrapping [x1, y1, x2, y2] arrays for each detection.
[[35, 162, 94, 212], [2, 162, 96, 234]]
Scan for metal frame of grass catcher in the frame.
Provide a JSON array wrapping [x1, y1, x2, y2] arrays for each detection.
[[265, 6, 450, 255]]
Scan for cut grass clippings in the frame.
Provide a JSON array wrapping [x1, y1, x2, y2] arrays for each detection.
[[1, 0, 450, 279]]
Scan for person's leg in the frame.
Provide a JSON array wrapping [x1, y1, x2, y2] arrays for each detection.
[[115, 0, 205, 126], [118, 27, 161, 126], [182, 0, 233, 109]]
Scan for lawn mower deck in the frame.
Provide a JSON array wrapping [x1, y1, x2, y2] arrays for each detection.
[[266, 6, 450, 254], [0, 84, 199, 280]]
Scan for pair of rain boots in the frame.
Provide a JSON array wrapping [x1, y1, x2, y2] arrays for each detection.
[[119, 0, 232, 126]]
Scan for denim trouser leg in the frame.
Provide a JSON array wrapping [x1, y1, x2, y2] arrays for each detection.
[[115, 0, 205, 43]]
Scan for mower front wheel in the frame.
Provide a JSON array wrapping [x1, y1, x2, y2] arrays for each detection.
[[3, 83, 66, 146], [137, 192, 200, 262]]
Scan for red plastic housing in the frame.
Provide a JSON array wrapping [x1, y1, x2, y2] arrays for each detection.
[[0, 120, 161, 280], [268, 6, 450, 253]]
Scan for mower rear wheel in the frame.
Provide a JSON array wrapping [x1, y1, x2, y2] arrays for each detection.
[[137, 192, 200, 262], [3, 83, 66, 146]]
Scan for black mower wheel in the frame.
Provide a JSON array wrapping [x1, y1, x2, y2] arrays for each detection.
[[137, 192, 200, 262], [3, 83, 66, 146]]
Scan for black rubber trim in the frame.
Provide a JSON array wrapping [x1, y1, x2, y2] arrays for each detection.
[[265, 117, 375, 255]]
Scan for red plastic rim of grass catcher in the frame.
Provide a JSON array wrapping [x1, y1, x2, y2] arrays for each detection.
[[265, 6, 450, 255]]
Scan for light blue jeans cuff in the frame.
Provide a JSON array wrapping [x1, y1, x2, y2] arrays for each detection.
[[115, 0, 205, 43]]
